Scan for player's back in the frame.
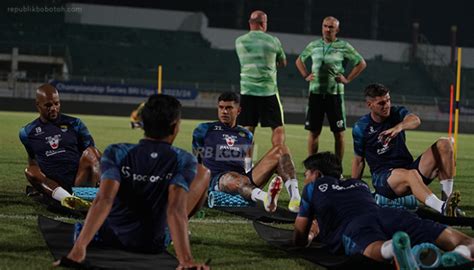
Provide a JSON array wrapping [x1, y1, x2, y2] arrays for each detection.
[[101, 139, 196, 251], [304, 177, 378, 243], [236, 31, 284, 96]]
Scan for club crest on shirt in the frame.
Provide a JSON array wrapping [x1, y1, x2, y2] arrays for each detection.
[[368, 126, 377, 135], [223, 134, 237, 147], [318, 183, 328, 192], [45, 134, 61, 149], [60, 125, 68, 132]]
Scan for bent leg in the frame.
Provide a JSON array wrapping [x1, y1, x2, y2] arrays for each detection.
[[74, 147, 101, 187], [186, 165, 211, 217], [418, 138, 454, 181], [271, 126, 285, 146], [252, 144, 293, 187], [388, 168, 434, 202]]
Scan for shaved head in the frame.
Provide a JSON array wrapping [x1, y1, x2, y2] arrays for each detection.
[[36, 84, 58, 102], [36, 84, 61, 122], [248, 10, 268, 32]]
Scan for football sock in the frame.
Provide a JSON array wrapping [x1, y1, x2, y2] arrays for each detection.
[[285, 179, 300, 200], [453, 245, 471, 258], [424, 194, 444, 213], [440, 179, 453, 198], [52, 187, 72, 202], [251, 188, 266, 202], [381, 240, 394, 260]]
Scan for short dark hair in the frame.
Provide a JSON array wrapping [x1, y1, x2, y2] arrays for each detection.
[[141, 94, 181, 139], [364, 83, 390, 99], [303, 152, 342, 178], [218, 92, 240, 103]]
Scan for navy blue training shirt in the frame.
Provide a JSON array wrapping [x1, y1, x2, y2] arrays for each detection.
[[192, 121, 253, 178], [100, 139, 196, 252], [299, 177, 379, 253], [19, 114, 95, 189], [352, 106, 414, 174]]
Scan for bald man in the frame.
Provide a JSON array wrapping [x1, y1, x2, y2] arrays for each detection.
[[296, 16, 367, 162], [19, 84, 100, 209], [235, 10, 288, 148]]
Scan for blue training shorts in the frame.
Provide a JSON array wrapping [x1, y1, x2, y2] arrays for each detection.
[[372, 156, 436, 199], [342, 207, 446, 256]]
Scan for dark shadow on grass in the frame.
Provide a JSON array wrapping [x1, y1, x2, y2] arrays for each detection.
[[0, 190, 37, 207], [191, 234, 290, 260]]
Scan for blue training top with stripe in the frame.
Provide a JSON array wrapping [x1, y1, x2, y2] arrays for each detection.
[[299, 177, 378, 253], [352, 106, 414, 174], [100, 139, 196, 252], [192, 121, 253, 178], [19, 114, 95, 190]]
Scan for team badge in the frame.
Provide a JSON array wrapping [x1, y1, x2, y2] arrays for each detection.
[[45, 134, 61, 149], [318, 183, 328, 192], [150, 152, 158, 159], [223, 134, 236, 147], [238, 131, 246, 137], [60, 125, 68, 132]]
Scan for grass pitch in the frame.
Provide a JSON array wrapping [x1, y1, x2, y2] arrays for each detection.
[[1, 111, 474, 269]]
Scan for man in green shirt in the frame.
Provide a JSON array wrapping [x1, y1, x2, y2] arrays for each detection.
[[235, 10, 287, 147], [296, 16, 366, 162]]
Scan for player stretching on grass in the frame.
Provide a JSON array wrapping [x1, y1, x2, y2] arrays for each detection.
[[19, 84, 100, 210], [55, 94, 209, 269], [352, 83, 463, 217], [295, 152, 474, 269], [193, 92, 301, 213]]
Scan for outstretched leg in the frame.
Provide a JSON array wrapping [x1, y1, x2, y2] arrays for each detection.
[[25, 166, 60, 197]]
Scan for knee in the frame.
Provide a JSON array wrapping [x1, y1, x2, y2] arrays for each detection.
[[334, 132, 344, 140], [198, 166, 211, 182], [81, 147, 101, 165], [24, 167, 41, 183], [436, 138, 453, 155], [271, 144, 289, 159], [24, 167, 35, 180]]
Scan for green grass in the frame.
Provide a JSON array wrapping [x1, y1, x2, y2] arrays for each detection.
[[1, 110, 474, 269]]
